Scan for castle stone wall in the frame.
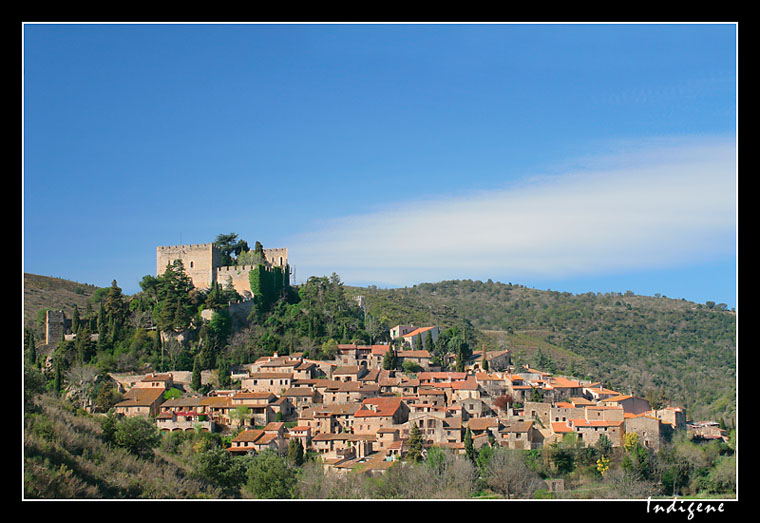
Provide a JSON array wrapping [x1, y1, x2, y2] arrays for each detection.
[[156, 243, 220, 290], [216, 265, 257, 297], [264, 248, 288, 268], [156, 242, 288, 295]]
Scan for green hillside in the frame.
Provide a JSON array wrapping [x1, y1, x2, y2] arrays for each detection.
[[346, 280, 736, 425]]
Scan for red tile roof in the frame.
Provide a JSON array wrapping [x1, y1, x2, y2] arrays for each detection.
[[354, 397, 404, 418]]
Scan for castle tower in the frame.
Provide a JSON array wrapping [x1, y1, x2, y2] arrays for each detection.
[[45, 310, 66, 346], [156, 243, 221, 290]]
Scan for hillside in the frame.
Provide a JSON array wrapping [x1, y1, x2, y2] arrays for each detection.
[[23, 273, 737, 426], [24, 273, 101, 333], [345, 280, 737, 425]]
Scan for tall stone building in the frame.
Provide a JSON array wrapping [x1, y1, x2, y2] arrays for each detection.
[[156, 242, 288, 297]]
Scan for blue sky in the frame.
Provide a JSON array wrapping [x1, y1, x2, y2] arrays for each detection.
[[23, 23, 737, 308]]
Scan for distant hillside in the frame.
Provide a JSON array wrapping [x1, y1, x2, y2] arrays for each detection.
[[345, 279, 736, 425], [23, 273, 102, 338]]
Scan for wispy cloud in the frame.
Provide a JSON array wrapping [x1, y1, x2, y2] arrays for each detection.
[[287, 136, 736, 287]]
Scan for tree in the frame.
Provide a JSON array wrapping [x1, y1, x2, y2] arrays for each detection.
[[192, 356, 202, 391], [192, 446, 249, 497], [113, 416, 161, 458], [382, 348, 398, 370], [65, 363, 99, 410], [244, 450, 296, 499], [164, 387, 182, 401], [214, 233, 250, 266], [230, 405, 252, 429], [406, 422, 424, 463], [424, 330, 434, 351], [287, 437, 305, 466], [484, 448, 544, 499], [464, 427, 476, 463], [217, 357, 231, 388]]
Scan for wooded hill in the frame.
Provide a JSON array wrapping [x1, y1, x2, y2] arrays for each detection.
[[23, 272, 736, 428], [344, 280, 736, 427]]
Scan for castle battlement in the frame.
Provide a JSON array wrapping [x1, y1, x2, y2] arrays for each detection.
[[217, 264, 260, 273], [156, 243, 217, 252]]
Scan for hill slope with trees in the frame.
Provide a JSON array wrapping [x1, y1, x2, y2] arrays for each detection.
[[345, 279, 736, 426]]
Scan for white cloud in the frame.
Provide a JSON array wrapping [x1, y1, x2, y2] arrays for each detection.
[[287, 136, 736, 286]]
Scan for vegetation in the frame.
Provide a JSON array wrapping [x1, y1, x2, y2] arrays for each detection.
[[345, 279, 736, 426], [23, 241, 736, 499]]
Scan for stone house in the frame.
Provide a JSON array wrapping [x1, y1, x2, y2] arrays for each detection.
[[332, 365, 368, 382], [397, 350, 432, 369], [651, 406, 687, 431], [369, 345, 392, 369], [400, 326, 439, 349], [134, 373, 174, 390], [466, 416, 500, 440], [282, 387, 322, 413], [311, 433, 372, 460], [498, 420, 543, 450], [156, 409, 214, 433], [114, 387, 165, 418], [625, 414, 668, 450], [229, 391, 279, 427], [353, 397, 410, 435], [408, 412, 463, 446], [240, 372, 293, 394], [584, 405, 625, 422], [321, 381, 380, 404], [568, 419, 625, 447], [601, 395, 651, 416]]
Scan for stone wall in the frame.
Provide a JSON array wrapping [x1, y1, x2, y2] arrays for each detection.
[[156, 243, 220, 290]]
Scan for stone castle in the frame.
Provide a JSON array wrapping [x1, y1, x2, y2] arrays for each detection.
[[156, 242, 288, 298]]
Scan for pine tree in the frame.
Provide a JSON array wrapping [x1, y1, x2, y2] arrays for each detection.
[[407, 422, 424, 462]]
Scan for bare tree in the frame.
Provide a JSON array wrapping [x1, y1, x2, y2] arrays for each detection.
[[65, 363, 99, 410], [484, 448, 545, 499]]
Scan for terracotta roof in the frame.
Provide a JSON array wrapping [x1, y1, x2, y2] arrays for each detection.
[[200, 396, 232, 407], [354, 397, 404, 418], [233, 392, 276, 400], [467, 417, 499, 430], [140, 373, 173, 382], [402, 326, 436, 338], [570, 419, 624, 428], [451, 379, 478, 391], [398, 350, 431, 358], [232, 429, 265, 442], [117, 387, 164, 406], [263, 422, 285, 432], [552, 422, 573, 433], [501, 421, 533, 433], [333, 366, 364, 375], [247, 372, 294, 379]]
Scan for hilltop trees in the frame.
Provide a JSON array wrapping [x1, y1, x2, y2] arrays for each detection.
[[214, 233, 250, 266]]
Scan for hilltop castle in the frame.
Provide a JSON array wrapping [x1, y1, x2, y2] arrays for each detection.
[[156, 242, 288, 298]]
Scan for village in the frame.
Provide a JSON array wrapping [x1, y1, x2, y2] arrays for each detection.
[[109, 322, 708, 478]]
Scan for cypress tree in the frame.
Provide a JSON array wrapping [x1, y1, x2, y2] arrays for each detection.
[[464, 427, 476, 463], [192, 356, 202, 391]]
